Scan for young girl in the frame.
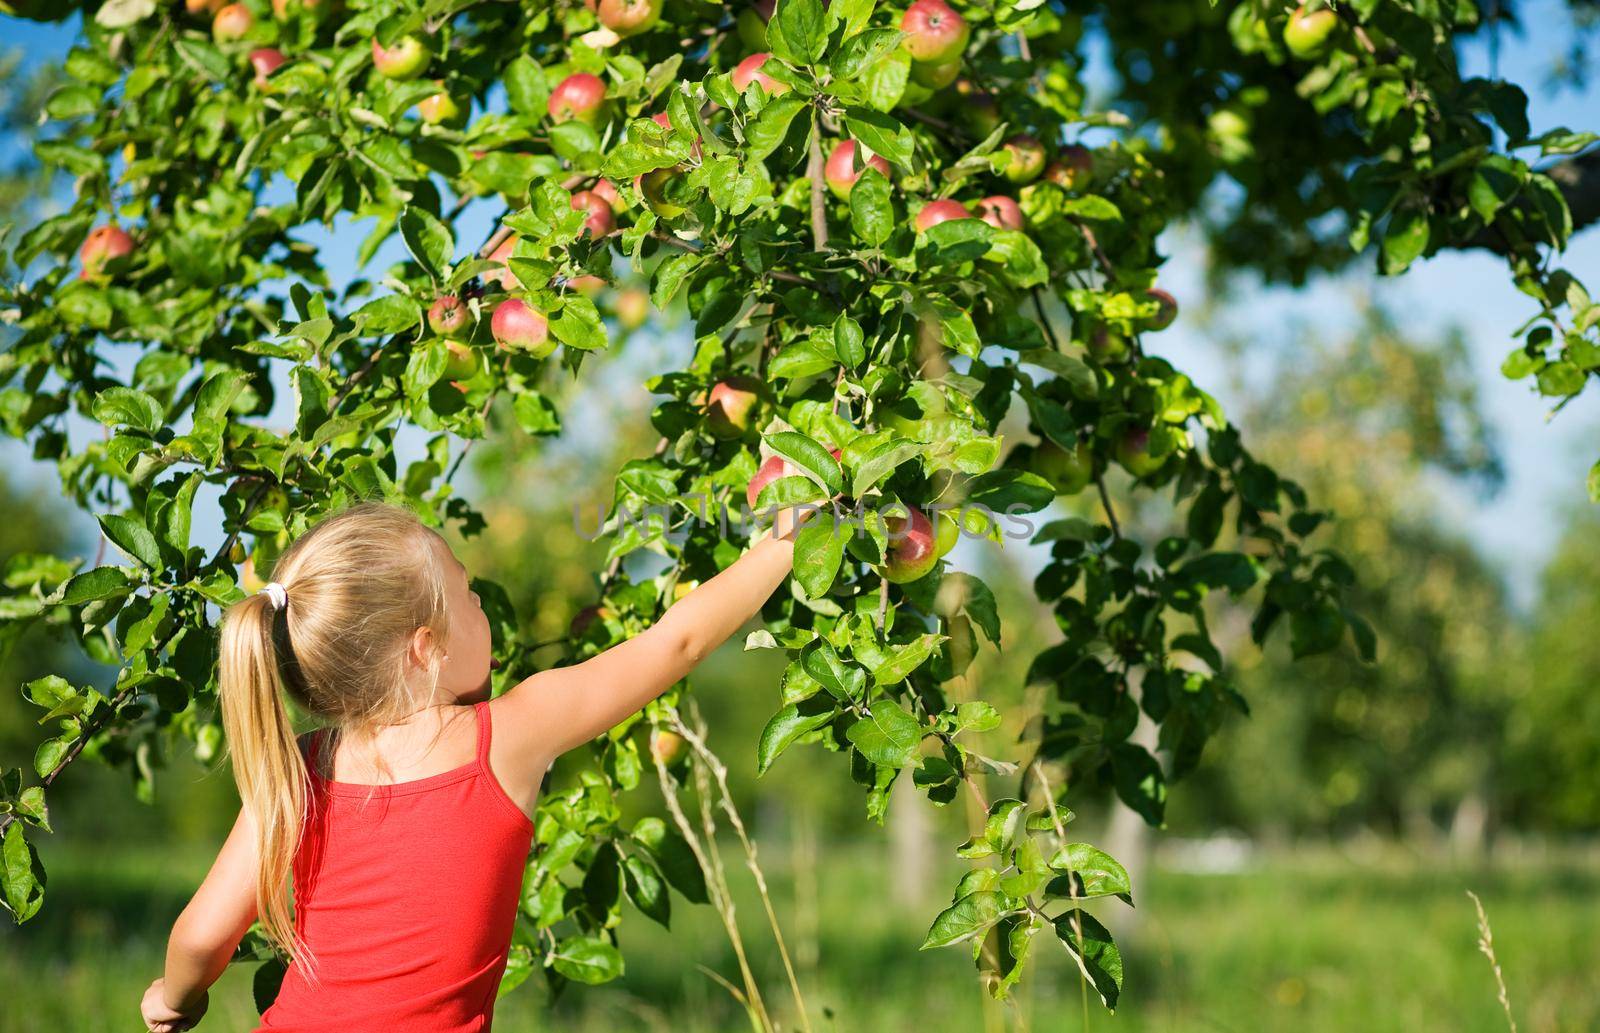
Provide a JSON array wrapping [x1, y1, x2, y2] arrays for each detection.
[[139, 497, 809, 1031]]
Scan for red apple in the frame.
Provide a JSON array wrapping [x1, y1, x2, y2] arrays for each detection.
[[731, 52, 788, 96], [1145, 288, 1178, 331], [1116, 425, 1166, 478], [548, 72, 609, 127], [78, 224, 134, 281], [746, 448, 841, 509], [882, 506, 938, 584], [372, 35, 429, 80], [976, 195, 1025, 231], [591, 177, 625, 212], [248, 48, 285, 88], [187, 0, 225, 14], [597, 0, 662, 37], [1283, 4, 1338, 59], [571, 190, 616, 237], [914, 198, 973, 231], [705, 375, 763, 439], [900, 0, 969, 64], [428, 294, 470, 336], [212, 3, 253, 42], [1043, 144, 1094, 191], [1000, 134, 1046, 184], [825, 140, 892, 200], [492, 298, 554, 358]]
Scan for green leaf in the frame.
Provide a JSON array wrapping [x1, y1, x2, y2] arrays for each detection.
[[1053, 910, 1123, 1010], [58, 566, 137, 606], [399, 206, 454, 282], [757, 696, 836, 774], [766, 431, 844, 494], [2, 822, 46, 923], [1381, 206, 1430, 274], [631, 817, 708, 903], [849, 167, 894, 246], [767, 0, 828, 66], [621, 853, 670, 928], [96, 514, 161, 570], [851, 439, 924, 496], [746, 95, 808, 160], [843, 108, 914, 169], [1047, 843, 1132, 901], [800, 638, 866, 701], [845, 700, 923, 767], [1109, 743, 1166, 826], [550, 936, 625, 985], [353, 295, 421, 335], [551, 295, 609, 351], [920, 890, 1009, 949], [91, 387, 164, 434], [794, 519, 848, 597]]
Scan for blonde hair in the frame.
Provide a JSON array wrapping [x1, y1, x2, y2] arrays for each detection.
[[217, 498, 458, 971]]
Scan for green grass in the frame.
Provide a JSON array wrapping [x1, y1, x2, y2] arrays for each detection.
[[2, 836, 1595, 1032]]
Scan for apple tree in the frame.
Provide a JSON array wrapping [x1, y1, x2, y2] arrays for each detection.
[[0, 0, 1592, 1017]]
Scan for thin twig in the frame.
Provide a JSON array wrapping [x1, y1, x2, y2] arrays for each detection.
[[1095, 475, 1121, 538], [806, 112, 829, 253]]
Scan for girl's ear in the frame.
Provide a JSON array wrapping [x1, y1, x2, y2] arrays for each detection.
[[407, 625, 438, 670]]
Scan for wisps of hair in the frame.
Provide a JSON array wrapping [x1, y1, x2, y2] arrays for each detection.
[[217, 496, 454, 980]]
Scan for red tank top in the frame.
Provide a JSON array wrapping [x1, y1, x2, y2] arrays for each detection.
[[257, 700, 536, 1032]]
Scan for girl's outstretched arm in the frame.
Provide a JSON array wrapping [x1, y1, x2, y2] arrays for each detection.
[[492, 507, 817, 784], [141, 804, 261, 1031]]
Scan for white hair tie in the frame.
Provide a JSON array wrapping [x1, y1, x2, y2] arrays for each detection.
[[260, 581, 288, 611]]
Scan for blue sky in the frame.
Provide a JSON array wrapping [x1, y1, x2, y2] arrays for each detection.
[[2, 3, 1596, 611]]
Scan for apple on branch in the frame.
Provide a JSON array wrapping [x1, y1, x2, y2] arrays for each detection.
[[1000, 134, 1047, 185], [248, 48, 285, 89], [78, 224, 134, 282], [731, 52, 789, 97], [1043, 144, 1093, 191], [914, 198, 974, 232], [548, 72, 609, 127], [1031, 437, 1095, 495], [440, 340, 477, 381], [976, 195, 1025, 231], [571, 190, 616, 237], [372, 34, 430, 80], [417, 83, 468, 127], [825, 140, 892, 200], [428, 294, 471, 337], [900, 0, 969, 64], [596, 0, 662, 37], [492, 298, 555, 359], [881, 506, 938, 584], [1116, 425, 1168, 479], [211, 3, 253, 42], [1283, 4, 1339, 59], [1145, 288, 1178, 331], [705, 375, 765, 439]]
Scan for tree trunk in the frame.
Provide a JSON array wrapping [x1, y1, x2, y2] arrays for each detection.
[[888, 768, 933, 908], [1102, 704, 1160, 944]]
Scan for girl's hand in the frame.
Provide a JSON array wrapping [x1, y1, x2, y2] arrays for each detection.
[[141, 979, 207, 1032]]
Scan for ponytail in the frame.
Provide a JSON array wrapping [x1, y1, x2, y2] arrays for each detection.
[[218, 588, 316, 974]]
